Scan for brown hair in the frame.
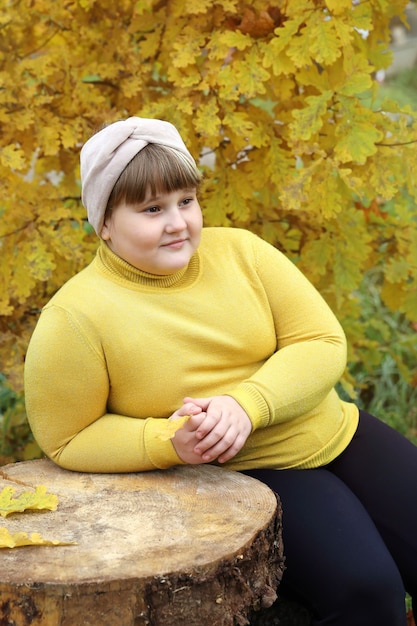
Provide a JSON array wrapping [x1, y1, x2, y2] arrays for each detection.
[[105, 143, 202, 217]]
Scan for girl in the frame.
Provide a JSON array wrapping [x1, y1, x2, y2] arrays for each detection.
[[25, 117, 417, 626]]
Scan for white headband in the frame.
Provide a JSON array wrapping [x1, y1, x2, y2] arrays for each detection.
[[80, 117, 196, 235]]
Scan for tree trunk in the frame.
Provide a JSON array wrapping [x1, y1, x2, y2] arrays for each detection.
[[0, 459, 284, 626]]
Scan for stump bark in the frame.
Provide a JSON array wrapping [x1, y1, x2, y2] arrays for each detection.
[[0, 459, 284, 626]]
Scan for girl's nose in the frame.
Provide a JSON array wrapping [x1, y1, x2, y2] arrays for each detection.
[[166, 207, 187, 232]]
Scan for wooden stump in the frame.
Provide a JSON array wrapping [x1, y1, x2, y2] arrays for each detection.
[[0, 459, 284, 626]]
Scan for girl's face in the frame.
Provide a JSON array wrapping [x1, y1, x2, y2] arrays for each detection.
[[101, 188, 203, 275]]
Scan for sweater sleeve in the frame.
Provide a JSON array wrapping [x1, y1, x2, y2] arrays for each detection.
[[227, 235, 348, 431], [24, 305, 184, 473]]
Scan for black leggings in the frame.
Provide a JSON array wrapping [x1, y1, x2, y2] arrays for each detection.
[[242, 411, 417, 626]]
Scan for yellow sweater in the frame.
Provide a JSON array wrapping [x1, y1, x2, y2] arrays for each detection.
[[24, 227, 358, 473]]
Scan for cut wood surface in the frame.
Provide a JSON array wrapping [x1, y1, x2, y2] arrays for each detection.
[[0, 459, 283, 626]]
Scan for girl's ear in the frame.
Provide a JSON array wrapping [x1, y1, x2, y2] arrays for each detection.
[[101, 220, 111, 241]]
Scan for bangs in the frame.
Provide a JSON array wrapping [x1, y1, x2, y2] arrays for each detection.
[[107, 143, 202, 210]]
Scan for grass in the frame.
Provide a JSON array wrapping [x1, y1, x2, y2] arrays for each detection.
[[0, 374, 41, 465], [377, 66, 417, 111], [338, 268, 417, 444]]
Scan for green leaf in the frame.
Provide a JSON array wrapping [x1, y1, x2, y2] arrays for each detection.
[[81, 74, 102, 83]]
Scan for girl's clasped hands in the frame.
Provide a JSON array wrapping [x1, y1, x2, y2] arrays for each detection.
[[171, 396, 252, 465]]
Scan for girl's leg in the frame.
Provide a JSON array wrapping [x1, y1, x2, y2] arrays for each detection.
[[242, 466, 406, 626], [327, 410, 417, 621]]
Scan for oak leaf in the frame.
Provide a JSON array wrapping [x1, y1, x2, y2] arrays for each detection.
[[0, 528, 75, 549], [194, 99, 222, 136], [238, 8, 275, 37], [290, 91, 333, 141], [154, 415, 191, 441], [335, 118, 383, 164], [325, 0, 353, 14], [0, 144, 27, 171], [307, 15, 346, 65], [0, 485, 58, 518]]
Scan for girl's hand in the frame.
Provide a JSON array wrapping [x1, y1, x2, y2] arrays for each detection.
[[183, 395, 252, 464], [170, 402, 208, 465], [169, 401, 202, 422]]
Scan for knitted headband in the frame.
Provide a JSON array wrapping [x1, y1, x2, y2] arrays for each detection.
[[80, 117, 196, 235]]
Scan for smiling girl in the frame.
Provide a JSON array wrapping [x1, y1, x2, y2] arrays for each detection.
[[24, 117, 417, 626]]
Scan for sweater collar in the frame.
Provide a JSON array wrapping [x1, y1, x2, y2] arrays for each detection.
[[96, 241, 200, 288]]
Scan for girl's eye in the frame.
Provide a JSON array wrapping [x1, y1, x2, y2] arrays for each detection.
[[144, 206, 160, 214], [180, 198, 193, 207]]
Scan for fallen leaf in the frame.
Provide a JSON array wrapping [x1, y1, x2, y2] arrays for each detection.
[[0, 527, 76, 549], [0, 485, 58, 518], [154, 415, 191, 441]]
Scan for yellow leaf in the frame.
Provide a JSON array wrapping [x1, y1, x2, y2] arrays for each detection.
[[381, 281, 407, 314], [78, 0, 94, 9], [298, 233, 335, 282], [262, 39, 295, 76], [202, 173, 232, 226], [325, 0, 352, 14], [39, 125, 61, 156], [306, 17, 345, 65], [222, 111, 254, 140], [171, 31, 206, 68], [153, 415, 191, 441], [60, 125, 79, 150], [338, 71, 372, 96], [208, 30, 251, 61], [0, 144, 27, 171], [221, 30, 252, 52], [335, 119, 383, 164], [26, 239, 57, 282], [136, 29, 162, 64], [339, 51, 373, 96], [131, 0, 154, 16], [313, 159, 345, 219], [297, 64, 331, 92], [219, 46, 270, 99], [194, 99, 222, 136], [290, 91, 333, 141], [0, 528, 75, 549], [271, 15, 304, 53], [0, 485, 58, 518], [385, 257, 410, 283], [279, 161, 317, 211], [266, 137, 294, 187]]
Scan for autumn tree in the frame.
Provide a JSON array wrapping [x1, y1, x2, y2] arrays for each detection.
[[1, 0, 416, 457]]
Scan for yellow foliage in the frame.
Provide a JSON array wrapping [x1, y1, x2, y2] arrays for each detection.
[[0, 485, 71, 552], [0, 145, 27, 171], [154, 415, 191, 441], [0, 0, 416, 416], [0, 528, 75, 549], [0, 485, 58, 517]]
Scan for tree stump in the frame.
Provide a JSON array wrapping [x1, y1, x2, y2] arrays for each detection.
[[0, 459, 284, 626]]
